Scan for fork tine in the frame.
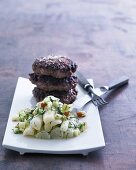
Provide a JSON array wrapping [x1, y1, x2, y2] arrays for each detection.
[[92, 97, 108, 107], [98, 98, 108, 106], [100, 97, 108, 104], [92, 100, 99, 106], [96, 99, 103, 106]]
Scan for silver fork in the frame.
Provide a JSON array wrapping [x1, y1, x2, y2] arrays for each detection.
[[85, 84, 108, 107], [76, 71, 108, 107], [85, 75, 129, 107]]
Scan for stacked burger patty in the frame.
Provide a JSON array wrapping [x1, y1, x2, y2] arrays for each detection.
[[29, 56, 78, 104]]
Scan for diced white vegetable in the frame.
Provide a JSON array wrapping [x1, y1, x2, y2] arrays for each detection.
[[52, 100, 59, 108], [19, 128, 25, 132], [61, 104, 72, 113], [43, 97, 51, 103], [24, 108, 32, 114], [55, 114, 63, 120], [30, 115, 43, 131], [49, 96, 59, 101], [36, 102, 40, 108], [60, 120, 69, 132], [18, 111, 27, 121], [32, 108, 39, 115], [80, 122, 87, 132], [19, 108, 31, 117], [18, 122, 26, 129], [24, 120, 30, 128], [18, 110, 26, 116], [13, 128, 20, 134], [47, 101, 52, 110], [43, 110, 55, 124], [66, 129, 74, 138], [23, 126, 35, 136], [73, 128, 81, 136], [50, 127, 62, 139], [51, 120, 62, 128], [35, 131, 50, 139], [12, 115, 19, 121], [44, 122, 52, 132], [63, 132, 67, 138]]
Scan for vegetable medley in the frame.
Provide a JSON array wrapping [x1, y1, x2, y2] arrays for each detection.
[[12, 96, 87, 139]]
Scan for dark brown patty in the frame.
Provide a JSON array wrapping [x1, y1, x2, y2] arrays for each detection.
[[33, 87, 78, 104], [29, 73, 78, 91], [32, 56, 77, 78]]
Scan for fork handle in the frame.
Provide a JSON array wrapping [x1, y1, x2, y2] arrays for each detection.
[[108, 76, 129, 90], [85, 84, 94, 94]]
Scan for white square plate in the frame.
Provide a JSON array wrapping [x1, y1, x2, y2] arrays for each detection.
[[2, 77, 105, 155]]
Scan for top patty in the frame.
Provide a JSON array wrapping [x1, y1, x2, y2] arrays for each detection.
[[32, 55, 77, 78]]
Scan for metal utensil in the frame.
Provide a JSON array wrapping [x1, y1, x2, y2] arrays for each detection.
[[76, 71, 129, 107], [76, 71, 108, 106]]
